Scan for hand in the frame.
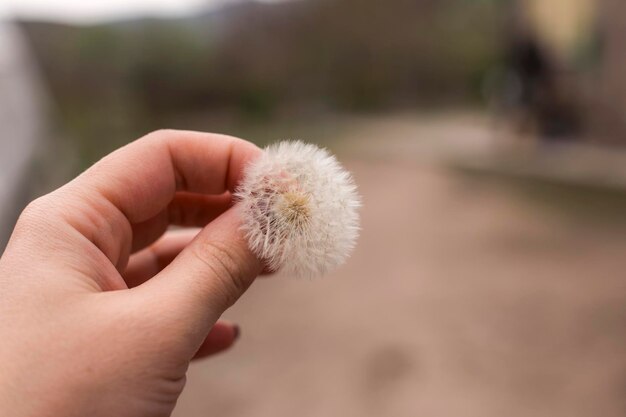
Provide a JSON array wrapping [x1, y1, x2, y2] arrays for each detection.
[[0, 130, 263, 417]]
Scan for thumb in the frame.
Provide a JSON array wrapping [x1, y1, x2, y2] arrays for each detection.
[[138, 206, 262, 340]]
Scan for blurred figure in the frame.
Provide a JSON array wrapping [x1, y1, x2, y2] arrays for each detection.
[[491, 1, 583, 143], [504, 33, 580, 140]]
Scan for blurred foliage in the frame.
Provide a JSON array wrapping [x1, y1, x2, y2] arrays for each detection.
[[19, 0, 505, 167]]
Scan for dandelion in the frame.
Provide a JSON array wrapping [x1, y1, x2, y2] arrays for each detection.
[[235, 141, 361, 278]]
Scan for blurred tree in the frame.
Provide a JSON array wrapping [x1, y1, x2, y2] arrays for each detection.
[[20, 0, 505, 154]]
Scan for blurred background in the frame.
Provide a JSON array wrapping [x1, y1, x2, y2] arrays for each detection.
[[1, 0, 626, 416]]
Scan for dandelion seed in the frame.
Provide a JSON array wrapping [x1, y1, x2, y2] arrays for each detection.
[[235, 141, 361, 278]]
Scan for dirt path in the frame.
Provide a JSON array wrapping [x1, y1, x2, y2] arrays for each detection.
[[173, 120, 626, 417]]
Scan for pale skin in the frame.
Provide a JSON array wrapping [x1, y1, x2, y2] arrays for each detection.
[[0, 130, 264, 417]]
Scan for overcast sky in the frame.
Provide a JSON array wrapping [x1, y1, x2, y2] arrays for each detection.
[[0, 0, 281, 24]]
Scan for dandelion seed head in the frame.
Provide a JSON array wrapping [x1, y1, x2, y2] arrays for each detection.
[[235, 141, 361, 278]]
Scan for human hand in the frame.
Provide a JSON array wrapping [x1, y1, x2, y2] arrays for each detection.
[[0, 130, 263, 417]]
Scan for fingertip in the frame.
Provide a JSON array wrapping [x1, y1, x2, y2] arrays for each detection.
[[193, 321, 241, 359]]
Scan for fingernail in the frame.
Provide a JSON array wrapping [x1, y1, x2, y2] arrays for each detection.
[[233, 325, 240, 340]]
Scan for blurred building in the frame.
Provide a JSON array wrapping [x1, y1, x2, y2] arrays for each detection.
[[521, 0, 596, 62]]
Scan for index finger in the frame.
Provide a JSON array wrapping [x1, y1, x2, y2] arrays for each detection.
[[44, 130, 260, 270], [78, 130, 260, 223]]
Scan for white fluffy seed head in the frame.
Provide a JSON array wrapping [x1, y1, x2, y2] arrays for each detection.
[[235, 141, 361, 278]]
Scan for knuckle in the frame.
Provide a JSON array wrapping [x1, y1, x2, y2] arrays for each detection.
[[17, 195, 56, 228], [21, 196, 48, 218], [191, 240, 249, 306], [144, 129, 177, 142]]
